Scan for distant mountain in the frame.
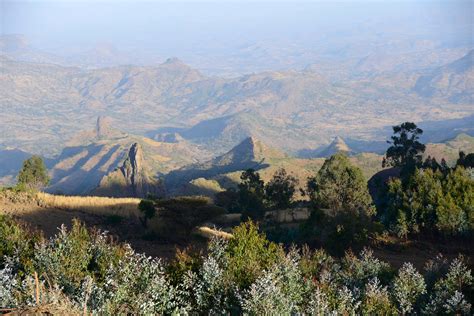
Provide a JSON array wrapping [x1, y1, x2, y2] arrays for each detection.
[[0, 34, 61, 64], [92, 143, 163, 198], [164, 137, 281, 190], [164, 136, 386, 197], [0, 148, 32, 186], [423, 133, 474, 165], [45, 119, 210, 196], [414, 50, 473, 103], [1, 54, 473, 157], [308, 136, 353, 158]]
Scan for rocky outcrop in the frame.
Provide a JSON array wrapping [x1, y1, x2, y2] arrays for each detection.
[[93, 143, 163, 198], [95, 116, 113, 139], [317, 136, 352, 157]]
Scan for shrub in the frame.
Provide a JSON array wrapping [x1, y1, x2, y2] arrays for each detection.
[[1, 217, 473, 314], [224, 221, 284, 288], [138, 199, 155, 227], [214, 188, 240, 213], [392, 262, 426, 314], [424, 256, 473, 315], [0, 215, 41, 276]]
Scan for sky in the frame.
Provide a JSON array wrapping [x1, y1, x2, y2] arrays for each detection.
[[1, 0, 472, 69]]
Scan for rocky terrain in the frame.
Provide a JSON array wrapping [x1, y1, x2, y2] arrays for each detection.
[[1, 47, 473, 158]]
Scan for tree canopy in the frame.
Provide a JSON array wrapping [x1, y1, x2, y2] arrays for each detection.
[[238, 169, 266, 220], [307, 152, 374, 216], [17, 155, 50, 190], [383, 122, 426, 175], [265, 168, 298, 209]]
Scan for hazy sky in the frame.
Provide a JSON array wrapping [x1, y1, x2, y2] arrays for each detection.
[[3, 1, 471, 47], [1, 0, 472, 73]]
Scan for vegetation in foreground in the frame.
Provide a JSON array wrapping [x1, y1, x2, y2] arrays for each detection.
[[1, 122, 473, 314], [0, 217, 472, 315]]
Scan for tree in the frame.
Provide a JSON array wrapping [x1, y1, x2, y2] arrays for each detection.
[[422, 156, 449, 174], [383, 122, 426, 175], [456, 151, 474, 168], [214, 188, 240, 213], [238, 169, 266, 220], [307, 153, 374, 216], [138, 199, 156, 228], [17, 155, 50, 190], [381, 167, 473, 236], [265, 168, 298, 209]]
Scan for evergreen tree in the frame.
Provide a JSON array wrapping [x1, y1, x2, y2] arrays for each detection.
[[382, 167, 473, 236], [383, 122, 426, 176], [307, 153, 374, 216], [238, 169, 266, 220], [265, 168, 298, 209], [17, 155, 50, 190], [456, 151, 474, 168]]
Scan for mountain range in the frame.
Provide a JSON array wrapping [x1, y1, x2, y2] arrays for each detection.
[[1, 116, 473, 197], [1, 41, 473, 158]]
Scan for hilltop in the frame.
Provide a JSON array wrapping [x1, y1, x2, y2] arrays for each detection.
[[44, 118, 211, 196], [1, 51, 472, 157], [2, 131, 472, 198], [165, 136, 384, 197]]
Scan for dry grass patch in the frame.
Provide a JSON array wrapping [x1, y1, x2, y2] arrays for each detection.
[[195, 226, 234, 240], [36, 192, 140, 218]]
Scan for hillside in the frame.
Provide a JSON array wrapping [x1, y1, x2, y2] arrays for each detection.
[[165, 137, 384, 197], [1, 55, 473, 157], [423, 133, 474, 165], [165, 133, 474, 197], [46, 119, 211, 196], [414, 50, 473, 103]]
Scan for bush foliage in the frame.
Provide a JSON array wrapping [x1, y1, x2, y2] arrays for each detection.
[[1, 217, 472, 315]]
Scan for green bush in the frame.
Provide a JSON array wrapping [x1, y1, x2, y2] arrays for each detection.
[[0, 218, 472, 314], [0, 215, 41, 276], [224, 221, 284, 288], [382, 167, 473, 236]]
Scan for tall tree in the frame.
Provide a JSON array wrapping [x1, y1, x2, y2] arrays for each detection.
[[307, 153, 374, 216], [238, 169, 265, 220], [265, 168, 298, 209], [383, 122, 426, 175], [17, 155, 50, 190]]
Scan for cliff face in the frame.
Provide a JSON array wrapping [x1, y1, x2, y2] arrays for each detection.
[[120, 143, 145, 196], [93, 142, 163, 198]]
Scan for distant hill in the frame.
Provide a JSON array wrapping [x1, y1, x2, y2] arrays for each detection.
[[423, 133, 474, 165], [301, 136, 354, 158], [45, 119, 210, 196], [2, 55, 472, 157], [92, 143, 164, 198], [414, 50, 473, 103], [164, 136, 384, 197], [0, 148, 32, 186], [164, 137, 279, 191]]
